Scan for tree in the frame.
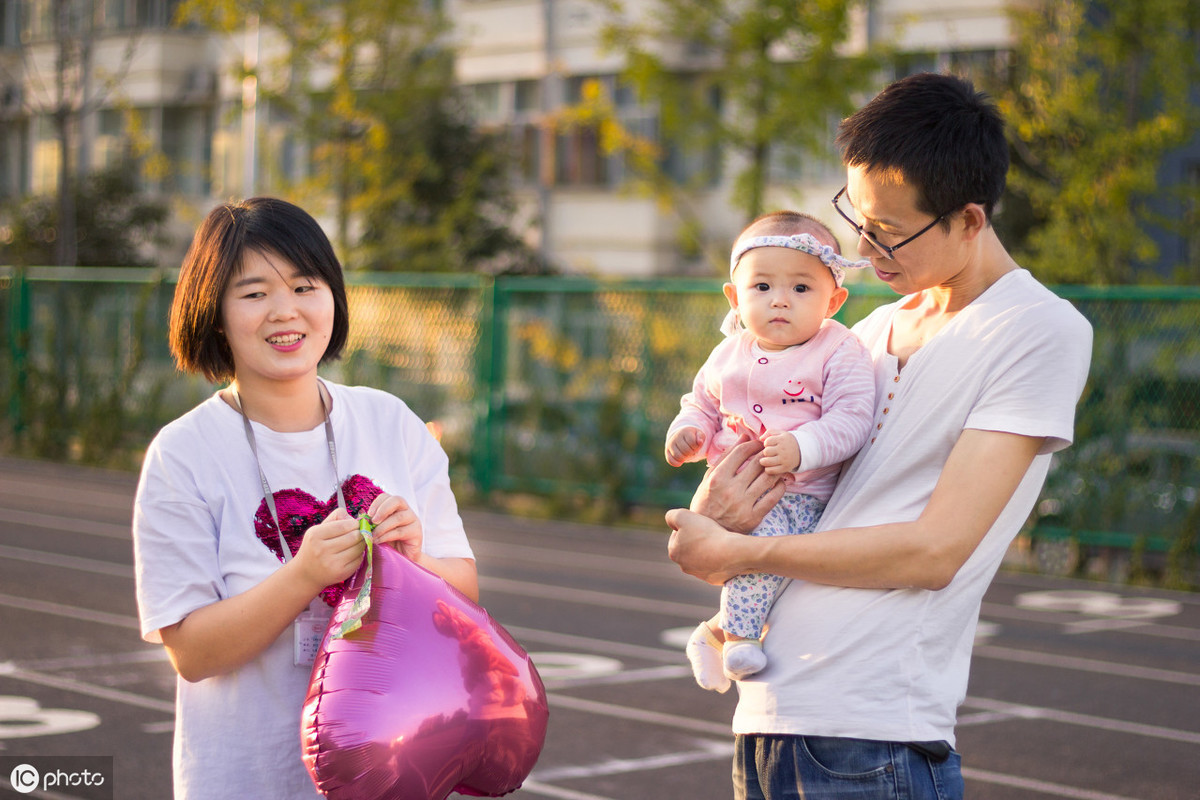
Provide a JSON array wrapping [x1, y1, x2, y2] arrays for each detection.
[[354, 59, 542, 274], [993, 0, 1200, 284], [0, 1, 144, 266], [0, 156, 168, 267], [570, 0, 882, 269], [180, 0, 540, 273]]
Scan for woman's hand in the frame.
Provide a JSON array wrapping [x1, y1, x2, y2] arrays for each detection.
[[691, 439, 785, 533], [368, 493, 423, 561], [292, 507, 365, 591]]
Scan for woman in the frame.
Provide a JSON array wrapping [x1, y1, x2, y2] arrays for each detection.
[[133, 197, 477, 798]]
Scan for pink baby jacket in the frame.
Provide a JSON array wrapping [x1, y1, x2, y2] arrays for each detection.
[[668, 319, 875, 501]]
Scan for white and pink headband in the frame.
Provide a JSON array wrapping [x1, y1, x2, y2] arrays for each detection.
[[730, 233, 871, 288]]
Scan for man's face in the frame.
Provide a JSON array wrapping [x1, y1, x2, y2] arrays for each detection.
[[843, 165, 961, 295]]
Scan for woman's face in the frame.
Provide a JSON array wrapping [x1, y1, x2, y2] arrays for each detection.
[[219, 248, 335, 391]]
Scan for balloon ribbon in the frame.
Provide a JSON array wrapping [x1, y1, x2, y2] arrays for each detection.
[[333, 514, 375, 639]]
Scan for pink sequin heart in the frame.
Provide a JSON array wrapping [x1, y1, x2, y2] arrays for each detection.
[[253, 475, 384, 607]]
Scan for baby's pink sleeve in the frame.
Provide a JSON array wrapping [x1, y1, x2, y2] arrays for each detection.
[[791, 336, 876, 471]]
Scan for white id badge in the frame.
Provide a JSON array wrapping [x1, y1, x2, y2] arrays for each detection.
[[294, 606, 328, 667]]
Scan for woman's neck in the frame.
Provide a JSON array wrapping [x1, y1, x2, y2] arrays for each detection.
[[227, 375, 327, 432]]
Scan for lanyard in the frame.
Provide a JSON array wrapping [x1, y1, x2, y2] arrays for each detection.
[[232, 381, 346, 563]]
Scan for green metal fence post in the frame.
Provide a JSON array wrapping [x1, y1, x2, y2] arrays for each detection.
[[472, 276, 507, 495], [7, 266, 29, 440]]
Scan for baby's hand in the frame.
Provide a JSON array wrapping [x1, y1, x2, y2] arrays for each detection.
[[666, 427, 707, 467], [760, 431, 800, 476]]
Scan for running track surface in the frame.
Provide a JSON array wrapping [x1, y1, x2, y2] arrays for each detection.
[[1, 456, 1197, 799]]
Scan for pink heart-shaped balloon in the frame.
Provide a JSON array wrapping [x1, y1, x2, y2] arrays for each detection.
[[302, 542, 549, 800]]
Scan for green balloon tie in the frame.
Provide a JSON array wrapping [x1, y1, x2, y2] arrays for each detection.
[[333, 514, 375, 640]]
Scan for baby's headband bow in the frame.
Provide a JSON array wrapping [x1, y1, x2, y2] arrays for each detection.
[[720, 233, 872, 336]]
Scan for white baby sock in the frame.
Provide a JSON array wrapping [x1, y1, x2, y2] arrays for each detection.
[[685, 622, 731, 693], [723, 639, 767, 681]]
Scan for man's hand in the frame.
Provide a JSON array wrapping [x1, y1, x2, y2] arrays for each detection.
[[690, 439, 785, 533], [666, 427, 707, 467], [760, 430, 800, 476], [666, 508, 749, 585]]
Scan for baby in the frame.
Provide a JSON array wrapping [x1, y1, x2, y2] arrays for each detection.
[[666, 212, 876, 691]]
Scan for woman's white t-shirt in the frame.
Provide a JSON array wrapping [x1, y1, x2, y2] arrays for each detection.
[[133, 381, 475, 799], [731, 269, 1093, 746]]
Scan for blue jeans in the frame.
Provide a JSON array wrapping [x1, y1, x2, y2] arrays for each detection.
[[734, 734, 964, 800]]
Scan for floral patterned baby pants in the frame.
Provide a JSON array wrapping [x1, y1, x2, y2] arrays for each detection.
[[718, 492, 825, 639]]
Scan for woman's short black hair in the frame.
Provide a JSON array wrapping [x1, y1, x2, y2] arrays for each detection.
[[836, 72, 1009, 222], [169, 197, 350, 383]]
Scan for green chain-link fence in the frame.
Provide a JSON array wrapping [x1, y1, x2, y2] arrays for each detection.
[[3, 267, 1198, 583]]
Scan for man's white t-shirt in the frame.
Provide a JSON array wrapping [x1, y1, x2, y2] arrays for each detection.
[[133, 381, 475, 799], [732, 269, 1093, 746]]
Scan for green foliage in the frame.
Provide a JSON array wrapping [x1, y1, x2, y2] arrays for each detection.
[[352, 59, 543, 274], [0, 159, 168, 267], [580, 0, 882, 269], [993, 0, 1200, 284], [4, 276, 190, 469], [178, 0, 540, 273]]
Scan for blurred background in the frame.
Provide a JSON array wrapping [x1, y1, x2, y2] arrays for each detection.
[[1, 0, 1198, 588]]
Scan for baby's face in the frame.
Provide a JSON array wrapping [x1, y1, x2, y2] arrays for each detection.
[[724, 247, 845, 351]]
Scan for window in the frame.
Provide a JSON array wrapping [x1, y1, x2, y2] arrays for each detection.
[[0, 0, 20, 46], [661, 81, 719, 187], [1186, 162, 1200, 271], [894, 49, 1008, 85], [93, 107, 126, 169], [0, 118, 29, 198], [767, 112, 842, 184], [555, 128, 608, 186], [30, 115, 59, 194], [507, 122, 541, 187], [22, 0, 53, 42], [514, 80, 540, 114], [469, 82, 503, 123], [555, 74, 661, 188], [161, 105, 212, 195], [97, 0, 128, 30]]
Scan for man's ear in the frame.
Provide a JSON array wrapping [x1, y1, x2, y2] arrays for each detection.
[[826, 286, 849, 319], [959, 203, 988, 242], [722, 282, 738, 311]]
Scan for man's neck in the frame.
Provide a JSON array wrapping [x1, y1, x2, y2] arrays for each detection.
[[919, 229, 1019, 315]]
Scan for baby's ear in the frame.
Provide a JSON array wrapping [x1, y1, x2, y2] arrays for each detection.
[[722, 282, 739, 310], [826, 286, 849, 318]]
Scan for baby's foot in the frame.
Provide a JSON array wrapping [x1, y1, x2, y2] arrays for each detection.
[[723, 639, 767, 681], [685, 622, 731, 693]]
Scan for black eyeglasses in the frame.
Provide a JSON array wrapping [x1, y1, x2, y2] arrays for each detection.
[[831, 186, 946, 260]]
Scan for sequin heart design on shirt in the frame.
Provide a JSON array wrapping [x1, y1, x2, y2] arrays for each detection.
[[253, 474, 384, 607]]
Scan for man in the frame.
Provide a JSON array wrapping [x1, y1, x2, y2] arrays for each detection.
[[666, 72, 1093, 799]]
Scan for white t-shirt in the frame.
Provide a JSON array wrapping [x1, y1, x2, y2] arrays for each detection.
[[133, 380, 475, 799], [732, 269, 1092, 746]]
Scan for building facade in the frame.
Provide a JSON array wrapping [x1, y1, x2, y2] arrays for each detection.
[[0, 1, 1026, 273]]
